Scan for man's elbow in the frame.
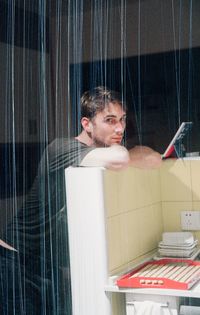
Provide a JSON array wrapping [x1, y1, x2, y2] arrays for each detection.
[[129, 146, 162, 169], [145, 151, 162, 169]]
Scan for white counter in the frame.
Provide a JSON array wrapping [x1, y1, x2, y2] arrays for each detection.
[[105, 280, 200, 298]]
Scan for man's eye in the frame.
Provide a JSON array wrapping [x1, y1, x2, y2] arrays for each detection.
[[121, 117, 126, 124], [105, 118, 116, 124]]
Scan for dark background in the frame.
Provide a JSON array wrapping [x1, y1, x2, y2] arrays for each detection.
[[0, 0, 200, 199]]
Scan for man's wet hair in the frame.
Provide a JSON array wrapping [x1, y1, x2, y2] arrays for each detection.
[[81, 86, 126, 119]]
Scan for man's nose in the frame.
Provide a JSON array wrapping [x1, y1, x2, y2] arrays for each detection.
[[114, 122, 124, 134]]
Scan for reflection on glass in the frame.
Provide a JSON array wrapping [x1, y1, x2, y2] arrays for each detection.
[[0, 0, 199, 314]]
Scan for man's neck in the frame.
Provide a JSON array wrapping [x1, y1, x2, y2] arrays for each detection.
[[75, 131, 93, 146]]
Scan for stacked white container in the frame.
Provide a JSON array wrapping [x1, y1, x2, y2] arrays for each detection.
[[156, 232, 200, 259]]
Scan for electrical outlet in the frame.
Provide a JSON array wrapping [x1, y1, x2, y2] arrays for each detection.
[[181, 211, 200, 230]]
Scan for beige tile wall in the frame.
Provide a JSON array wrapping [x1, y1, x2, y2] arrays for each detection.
[[160, 159, 192, 201], [161, 159, 200, 243], [104, 167, 162, 274], [104, 159, 200, 275]]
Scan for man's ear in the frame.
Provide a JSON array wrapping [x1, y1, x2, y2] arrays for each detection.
[[81, 117, 93, 132]]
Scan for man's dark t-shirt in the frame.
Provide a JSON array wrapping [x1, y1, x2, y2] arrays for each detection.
[[0, 138, 92, 315]]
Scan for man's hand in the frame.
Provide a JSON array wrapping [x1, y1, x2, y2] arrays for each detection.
[[129, 146, 162, 169], [80, 145, 130, 170]]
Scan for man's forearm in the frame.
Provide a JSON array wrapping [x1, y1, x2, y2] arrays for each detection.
[[80, 144, 162, 170], [80, 145, 130, 170]]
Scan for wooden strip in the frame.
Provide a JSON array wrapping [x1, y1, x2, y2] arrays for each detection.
[[156, 264, 177, 278], [149, 264, 172, 278], [143, 264, 166, 277], [185, 268, 200, 284], [157, 264, 180, 277], [173, 266, 194, 281], [168, 265, 188, 280], [130, 264, 154, 278], [163, 265, 183, 280], [179, 266, 200, 283]]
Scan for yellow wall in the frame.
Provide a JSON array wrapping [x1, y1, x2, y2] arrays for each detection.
[[161, 159, 200, 243], [104, 166, 162, 274], [104, 159, 200, 275]]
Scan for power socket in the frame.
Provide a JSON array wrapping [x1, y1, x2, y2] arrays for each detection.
[[181, 211, 200, 230]]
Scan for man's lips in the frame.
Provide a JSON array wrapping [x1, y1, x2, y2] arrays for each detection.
[[112, 137, 122, 143]]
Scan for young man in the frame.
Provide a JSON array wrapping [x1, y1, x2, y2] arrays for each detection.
[[76, 86, 161, 169], [0, 87, 161, 315]]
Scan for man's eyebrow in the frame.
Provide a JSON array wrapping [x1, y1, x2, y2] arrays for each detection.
[[104, 114, 117, 118], [104, 114, 126, 118]]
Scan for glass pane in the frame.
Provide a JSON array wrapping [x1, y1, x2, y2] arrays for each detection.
[[0, 0, 199, 314]]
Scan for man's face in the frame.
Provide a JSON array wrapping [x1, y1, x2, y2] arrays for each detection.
[[89, 102, 126, 147]]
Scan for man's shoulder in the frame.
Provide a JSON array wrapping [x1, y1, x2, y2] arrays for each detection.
[[48, 137, 87, 153], [48, 137, 93, 170]]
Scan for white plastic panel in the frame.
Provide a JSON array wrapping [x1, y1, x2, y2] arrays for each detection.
[[65, 167, 111, 315]]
